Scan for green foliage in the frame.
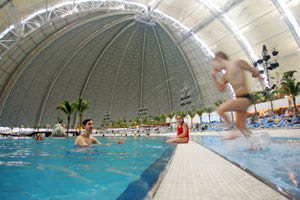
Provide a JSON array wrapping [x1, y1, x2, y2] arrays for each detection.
[[204, 107, 214, 123], [167, 111, 176, 120], [153, 115, 161, 123], [73, 97, 89, 115], [251, 91, 262, 104], [204, 107, 214, 114], [281, 70, 300, 97], [196, 109, 204, 118], [281, 70, 300, 116], [56, 101, 75, 116], [214, 100, 223, 107], [56, 100, 75, 137], [73, 97, 89, 133], [159, 114, 166, 123], [135, 117, 142, 125], [188, 110, 196, 118]]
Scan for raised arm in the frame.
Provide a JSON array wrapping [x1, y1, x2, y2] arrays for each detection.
[[237, 59, 261, 79], [211, 69, 227, 92]]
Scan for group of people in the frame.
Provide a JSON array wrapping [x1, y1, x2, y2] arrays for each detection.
[[36, 51, 259, 146], [167, 51, 262, 143], [73, 51, 262, 145]]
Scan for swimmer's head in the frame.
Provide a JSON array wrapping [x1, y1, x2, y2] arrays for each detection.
[[215, 51, 228, 60], [176, 114, 184, 124], [212, 51, 228, 72], [83, 119, 94, 131]]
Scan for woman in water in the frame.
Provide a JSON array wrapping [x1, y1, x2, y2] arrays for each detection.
[[166, 114, 189, 143]]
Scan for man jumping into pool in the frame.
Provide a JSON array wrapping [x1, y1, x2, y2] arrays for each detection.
[[211, 51, 262, 139], [75, 119, 114, 146]]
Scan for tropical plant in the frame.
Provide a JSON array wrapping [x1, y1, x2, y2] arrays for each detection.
[[204, 107, 214, 123], [153, 115, 161, 123], [251, 91, 262, 116], [188, 110, 196, 128], [73, 97, 89, 134], [56, 100, 75, 137], [196, 109, 204, 124], [135, 117, 142, 125], [281, 70, 300, 116], [159, 114, 166, 123], [263, 88, 275, 112], [214, 100, 223, 122], [167, 111, 176, 122]]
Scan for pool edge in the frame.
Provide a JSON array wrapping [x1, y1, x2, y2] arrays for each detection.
[[193, 140, 298, 200]]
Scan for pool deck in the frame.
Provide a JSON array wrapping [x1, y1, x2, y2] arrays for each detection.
[[153, 129, 300, 200]]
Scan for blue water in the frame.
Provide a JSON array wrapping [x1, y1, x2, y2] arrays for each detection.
[[0, 136, 175, 200], [191, 135, 300, 199]]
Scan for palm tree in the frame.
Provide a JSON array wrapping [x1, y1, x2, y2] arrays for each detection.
[[167, 111, 176, 123], [214, 100, 223, 122], [142, 115, 150, 124], [188, 110, 196, 128], [135, 117, 142, 126], [196, 109, 204, 124], [281, 70, 300, 116], [204, 107, 214, 123], [56, 101, 75, 138], [251, 91, 262, 116], [73, 97, 89, 134], [159, 114, 166, 123], [153, 115, 161, 123]]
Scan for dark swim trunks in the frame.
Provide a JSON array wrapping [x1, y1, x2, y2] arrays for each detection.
[[237, 93, 252, 103]]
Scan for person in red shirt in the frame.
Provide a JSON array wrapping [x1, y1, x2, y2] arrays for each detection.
[[166, 114, 189, 143]]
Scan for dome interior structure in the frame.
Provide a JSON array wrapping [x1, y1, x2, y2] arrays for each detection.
[[0, 0, 299, 127]]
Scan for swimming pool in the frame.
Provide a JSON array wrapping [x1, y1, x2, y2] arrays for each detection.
[[191, 134, 300, 199], [0, 136, 175, 200]]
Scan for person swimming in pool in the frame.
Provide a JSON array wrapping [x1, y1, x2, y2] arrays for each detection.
[[75, 119, 124, 146], [211, 51, 262, 139], [166, 114, 189, 143]]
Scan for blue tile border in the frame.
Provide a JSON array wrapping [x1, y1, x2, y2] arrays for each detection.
[[117, 144, 176, 200]]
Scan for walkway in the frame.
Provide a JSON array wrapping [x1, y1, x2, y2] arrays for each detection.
[[153, 129, 298, 200]]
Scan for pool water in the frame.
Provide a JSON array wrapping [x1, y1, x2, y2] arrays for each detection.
[[191, 134, 300, 199], [0, 136, 175, 200]]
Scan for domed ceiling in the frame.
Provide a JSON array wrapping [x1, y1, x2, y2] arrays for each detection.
[[0, 0, 299, 127]]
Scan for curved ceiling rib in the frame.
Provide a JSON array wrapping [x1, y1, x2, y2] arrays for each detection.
[[177, 0, 244, 44], [271, 0, 300, 48], [139, 27, 147, 109], [79, 21, 135, 98], [37, 15, 134, 125], [109, 27, 138, 112], [198, 0, 270, 89], [156, 21, 203, 107], [0, 12, 128, 117], [72, 21, 136, 125], [199, 0, 257, 61], [152, 26, 172, 112]]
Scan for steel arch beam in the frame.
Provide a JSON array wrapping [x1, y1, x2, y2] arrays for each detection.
[[139, 27, 147, 108], [271, 0, 300, 48], [152, 26, 172, 112], [109, 26, 138, 112], [0, 12, 132, 118], [73, 21, 135, 125], [37, 15, 134, 125], [156, 21, 203, 108]]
